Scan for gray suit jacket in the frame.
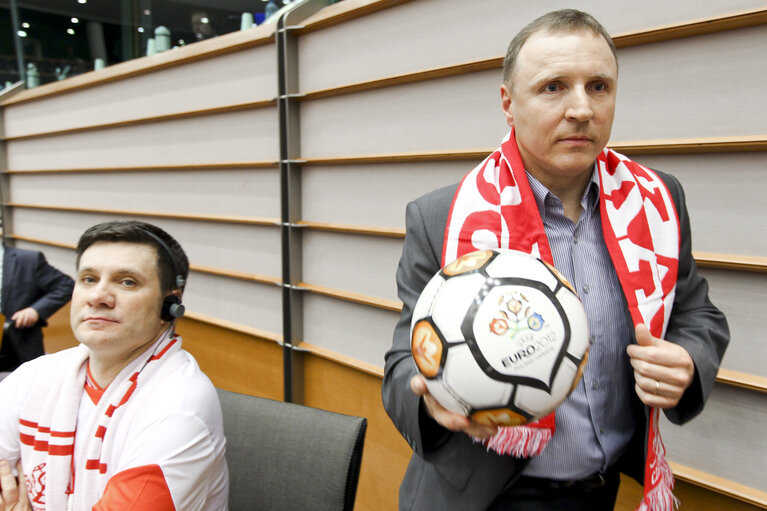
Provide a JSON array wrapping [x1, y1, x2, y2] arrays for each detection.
[[382, 171, 729, 511]]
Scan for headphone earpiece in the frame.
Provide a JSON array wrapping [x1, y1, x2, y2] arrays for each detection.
[[161, 295, 185, 322], [139, 228, 186, 322]]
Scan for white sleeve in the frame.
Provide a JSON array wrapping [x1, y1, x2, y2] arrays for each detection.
[[0, 366, 32, 465], [111, 411, 225, 511]]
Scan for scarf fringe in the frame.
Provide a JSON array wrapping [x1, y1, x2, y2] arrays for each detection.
[[635, 479, 679, 511], [481, 426, 551, 457], [636, 409, 679, 511]]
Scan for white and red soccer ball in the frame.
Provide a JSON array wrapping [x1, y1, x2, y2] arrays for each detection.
[[411, 249, 590, 427]]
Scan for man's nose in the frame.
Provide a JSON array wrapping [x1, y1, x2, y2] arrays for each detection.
[[566, 88, 594, 122], [87, 283, 115, 308]]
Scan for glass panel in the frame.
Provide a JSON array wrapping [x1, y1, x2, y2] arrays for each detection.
[[0, 0, 339, 88]]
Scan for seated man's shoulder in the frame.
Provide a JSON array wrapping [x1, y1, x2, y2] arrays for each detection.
[[138, 349, 222, 425]]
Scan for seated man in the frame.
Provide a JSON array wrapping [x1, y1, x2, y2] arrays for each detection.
[[0, 220, 228, 510]]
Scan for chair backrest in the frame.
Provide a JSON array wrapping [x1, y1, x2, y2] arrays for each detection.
[[216, 388, 367, 511]]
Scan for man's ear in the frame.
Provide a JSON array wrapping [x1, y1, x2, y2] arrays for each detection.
[[500, 84, 514, 128]]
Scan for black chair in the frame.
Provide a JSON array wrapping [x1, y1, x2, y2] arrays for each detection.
[[217, 388, 367, 511]]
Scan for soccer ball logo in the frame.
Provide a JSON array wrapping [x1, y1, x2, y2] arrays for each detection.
[[411, 249, 589, 427]]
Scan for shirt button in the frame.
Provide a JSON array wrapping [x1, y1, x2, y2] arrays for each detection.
[[599, 427, 605, 435], [589, 336, 595, 344], [582, 284, 590, 294], [592, 382, 598, 390], [573, 236, 579, 245]]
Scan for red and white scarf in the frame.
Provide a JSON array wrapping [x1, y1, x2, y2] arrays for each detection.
[[17, 329, 183, 511], [444, 129, 680, 510]]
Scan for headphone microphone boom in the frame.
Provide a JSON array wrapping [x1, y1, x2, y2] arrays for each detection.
[[140, 229, 186, 322]]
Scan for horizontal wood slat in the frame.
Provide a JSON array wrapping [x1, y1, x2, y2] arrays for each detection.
[[192, 264, 282, 287], [0, 26, 277, 107], [716, 369, 767, 394], [301, 58, 501, 101], [295, 341, 384, 378], [183, 310, 282, 344], [6, 203, 280, 227], [9, 234, 75, 250], [669, 461, 767, 509], [295, 220, 405, 238], [297, 0, 415, 34], [2, 100, 277, 142], [300, 136, 767, 166], [611, 135, 767, 155], [612, 7, 767, 48], [694, 252, 767, 273], [296, 282, 401, 311], [4, 162, 278, 175]]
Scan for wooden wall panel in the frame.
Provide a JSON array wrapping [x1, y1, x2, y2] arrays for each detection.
[[299, 70, 504, 158], [302, 294, 398, 366], [302, 230, 402, 301], [637, 152, 767, 257], [700, 269, 767, 378], [8, 168, 281, 219], [613, 24, 767, 141], [40, 304, 76, 354], [301, 161, 470, 228], [177, 317, 283, 400], [298, 0, 766, 93], [183, 273, 282, 336], [2, 46, 278, 138], [6, 109, 279, 171], [661, 384, 767, 492], [11, 211, 281, 279]]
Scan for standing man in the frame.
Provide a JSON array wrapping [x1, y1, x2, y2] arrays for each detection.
[[383, 9, 728, 511], [0, 244, 74, 371], [0, 220, 228, 510]]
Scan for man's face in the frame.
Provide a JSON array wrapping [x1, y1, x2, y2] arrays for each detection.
[[500, 30, 617, 188], [71, 242, 168, 363]]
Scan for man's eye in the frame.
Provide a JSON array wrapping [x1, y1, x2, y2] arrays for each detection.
[[592, 82, 606, 92], [544, 83, 559, 93], [80, 276, 96, 284], [121, 279, 137, 287]]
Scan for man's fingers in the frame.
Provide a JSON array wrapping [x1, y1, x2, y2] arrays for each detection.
[[634, 323, 659, 347], [410, 374, 428, 396], [0, 459, 19, 509], [411, 375, 497, 438], [15, 460, 29, 510]]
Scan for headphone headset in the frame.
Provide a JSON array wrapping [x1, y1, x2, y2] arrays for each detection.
[[139, 229, 186, 322]]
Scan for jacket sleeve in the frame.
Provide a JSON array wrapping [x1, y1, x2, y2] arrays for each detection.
[[382, 197, 453, 457], [28, 252, 74, 321], [659, 172, 730, 424]]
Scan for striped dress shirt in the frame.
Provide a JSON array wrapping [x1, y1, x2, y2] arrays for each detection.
[[521, 167, 636, 480]]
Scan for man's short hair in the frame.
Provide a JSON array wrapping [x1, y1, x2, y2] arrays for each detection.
[[75, 220, 189, 293], [502, 9, 618, 89]]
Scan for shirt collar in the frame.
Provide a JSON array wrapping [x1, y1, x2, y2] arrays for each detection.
[[526, 163, 600, 220]]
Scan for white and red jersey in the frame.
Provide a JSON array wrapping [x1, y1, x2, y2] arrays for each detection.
[[0, 335, 228, 510]]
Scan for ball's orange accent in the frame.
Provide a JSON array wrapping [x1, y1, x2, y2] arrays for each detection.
[[542, 260, 577, 295], [443, 250, 493, 277], [570, 348, 589, 394], [412, 320, 443, 378], [471, 408, 528, 427]]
